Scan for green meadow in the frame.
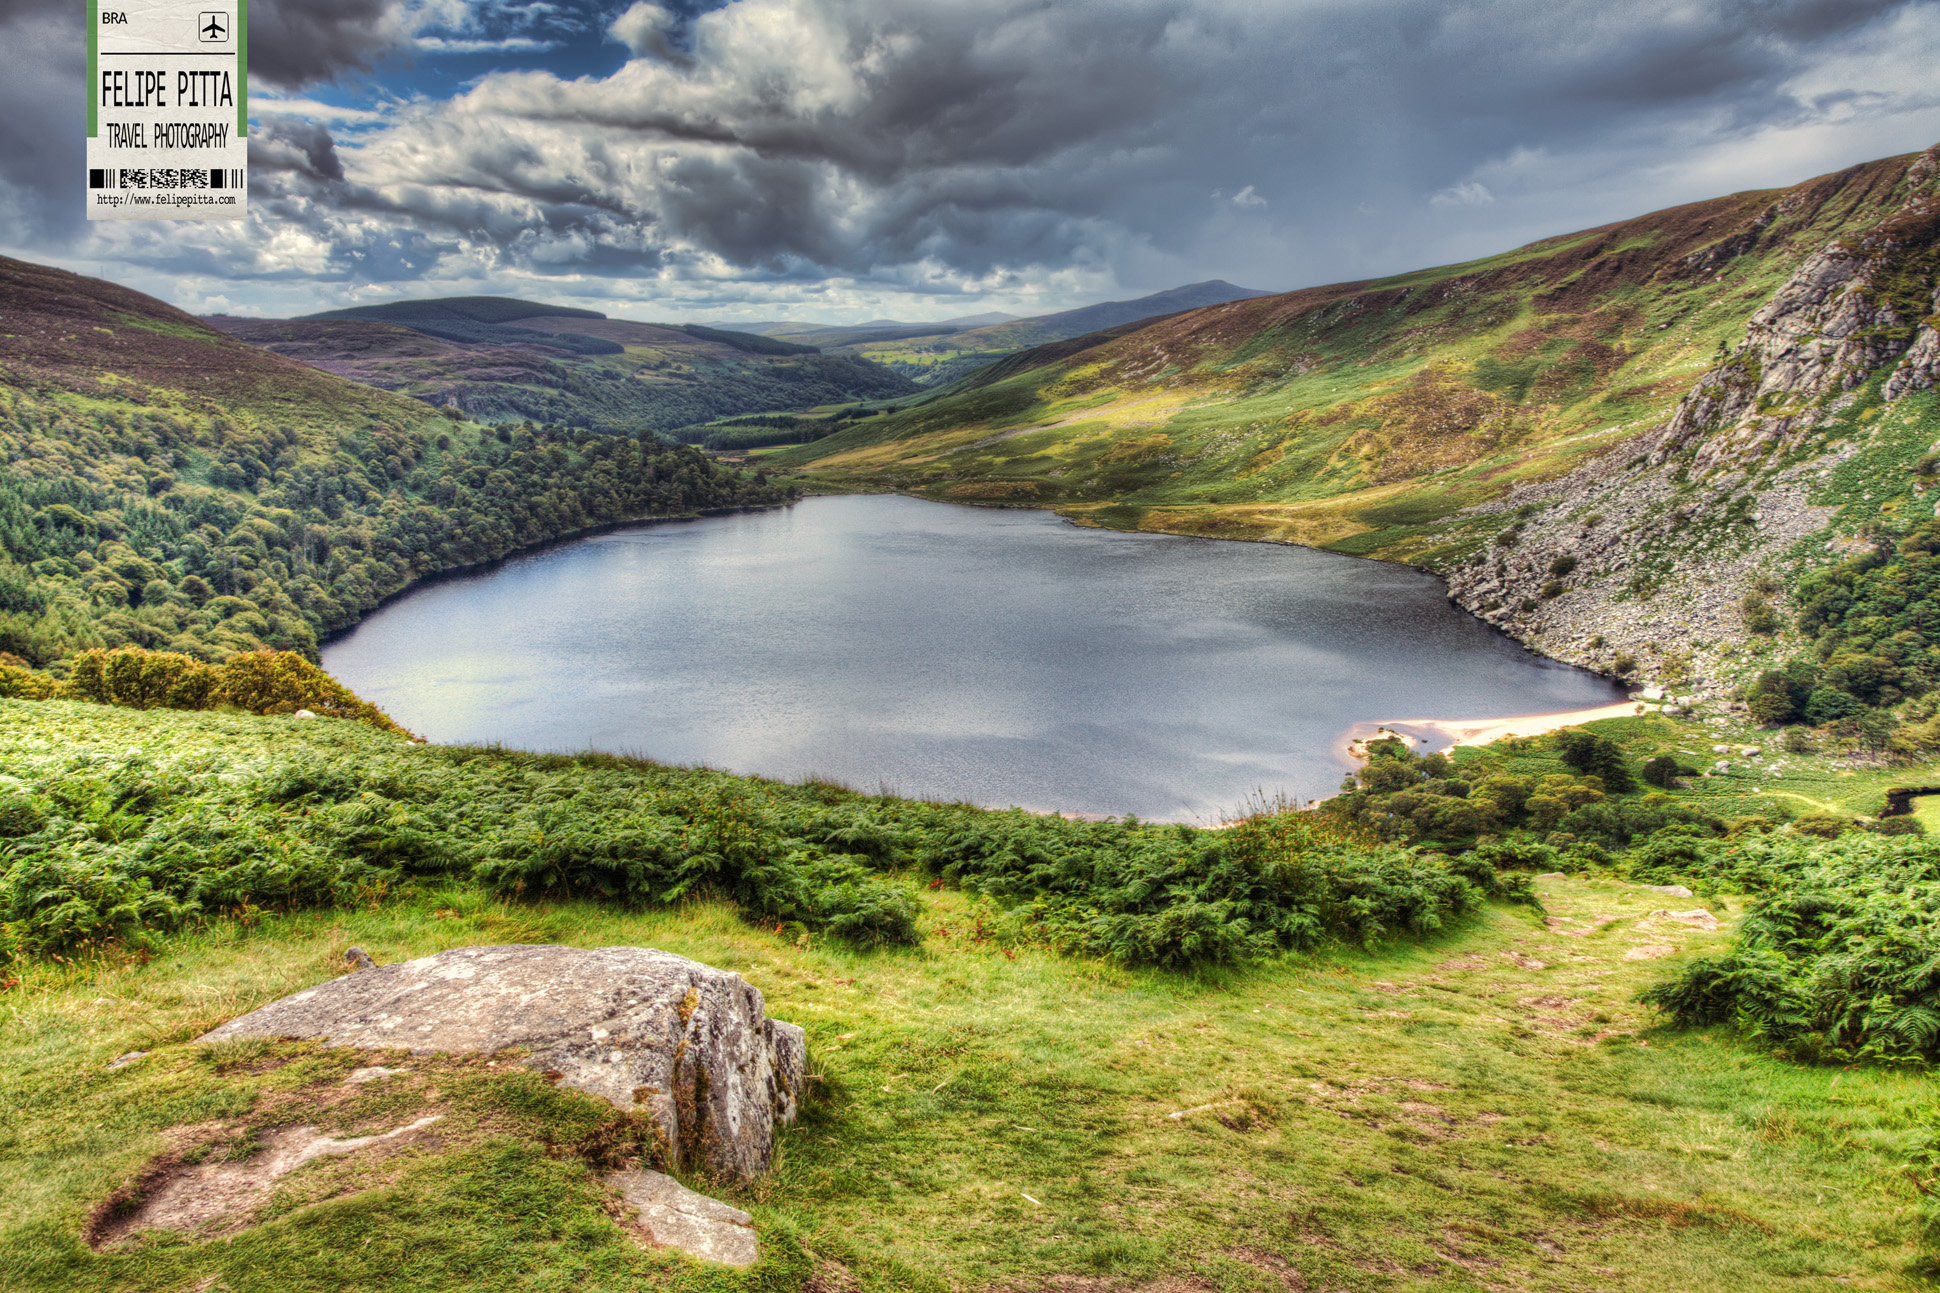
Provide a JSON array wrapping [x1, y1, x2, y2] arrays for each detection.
[[3, 701, 1939, 1291]]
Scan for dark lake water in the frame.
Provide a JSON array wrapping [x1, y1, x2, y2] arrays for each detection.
[[322, 495, 1625, 821]]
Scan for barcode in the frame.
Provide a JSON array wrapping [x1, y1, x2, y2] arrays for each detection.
[[89, 168, 244, 191]]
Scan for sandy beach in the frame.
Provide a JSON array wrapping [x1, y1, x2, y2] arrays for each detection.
[[1342, 699, 1648, 762]]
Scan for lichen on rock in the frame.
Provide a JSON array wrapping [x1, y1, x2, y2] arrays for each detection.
[[199, 944, 806, 1181]]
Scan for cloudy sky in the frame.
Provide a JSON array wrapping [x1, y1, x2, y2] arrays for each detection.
[[2, 0, 1938, 323]]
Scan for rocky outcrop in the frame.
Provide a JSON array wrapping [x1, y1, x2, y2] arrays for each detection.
[[1659, 204, 1939, 472], [200, 944, 806, 1181], [1439, 147, 1940, 698], [1884, 284, 1940, 401]]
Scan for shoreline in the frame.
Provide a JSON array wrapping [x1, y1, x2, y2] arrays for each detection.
[[1340, 699, 1651, 764]]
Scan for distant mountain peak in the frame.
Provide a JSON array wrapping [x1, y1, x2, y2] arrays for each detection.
[[302, 296, 606, 326]]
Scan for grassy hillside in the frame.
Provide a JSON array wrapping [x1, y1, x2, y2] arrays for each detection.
[[4, 701, 1940, 1291], [772, 150, 1927, 549], [0, 257, 791, 669], [207, 301, 913, 436]]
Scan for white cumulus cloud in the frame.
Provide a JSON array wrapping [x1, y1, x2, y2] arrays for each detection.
[[1430, 180, 1494, 207]]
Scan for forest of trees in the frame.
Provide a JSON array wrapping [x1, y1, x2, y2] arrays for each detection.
[[1743, 521, 1940, 752], [0, 386, 792, 671]]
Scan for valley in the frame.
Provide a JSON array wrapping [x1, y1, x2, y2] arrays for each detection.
[[3, 136, 1940, 1293], [774, 144, 1940, 722]]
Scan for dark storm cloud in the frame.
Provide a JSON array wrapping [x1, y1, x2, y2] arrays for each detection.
[[0, 0, 84, 245], [378, 0, 1924, 283], [249, 118, 347, 180], [247, 0, 414, 89], [2, 0, 1936, 313]]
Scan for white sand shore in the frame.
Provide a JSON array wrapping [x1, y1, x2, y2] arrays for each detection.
[[1343, 699, 1649, 761]]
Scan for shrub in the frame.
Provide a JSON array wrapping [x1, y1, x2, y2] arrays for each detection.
[[53, 647, 409, 737], [68, 647, 220, 710], [1793, 812, 1853, 839], [1554, 728, 1636, 793], [1442, 851, 1541, 907], [216, 651, 408, 734], [1468, 837, 1560, 873], [0, 663, 62, 700], [1548, 554, 1579, 577], [1640, 755, 1687, 789]]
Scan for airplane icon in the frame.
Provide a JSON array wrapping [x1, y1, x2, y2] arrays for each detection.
[[199, 11, 226, 41]]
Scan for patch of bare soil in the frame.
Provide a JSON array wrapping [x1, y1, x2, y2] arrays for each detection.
[[800, 1256, 863, 1293], [88, 1117, 444, 1246], [1225, 1247, 1307, 1289], [1037, 1278, 1218, 1293], [1544, 913, 1624, 937], [83, 1049, 516, 1249]]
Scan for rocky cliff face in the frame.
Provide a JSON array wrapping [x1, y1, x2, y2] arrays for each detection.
[[1444, 146, 1940, 700]]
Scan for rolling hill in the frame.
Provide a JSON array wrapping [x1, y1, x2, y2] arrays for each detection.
[[0, 257, 790, 668], [206, 296, 916, 434], [772, 145, 1940, 704], [719, 282, 1273, 388]]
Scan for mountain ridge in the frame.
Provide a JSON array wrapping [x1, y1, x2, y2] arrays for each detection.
[[203, 302, 912, 433]]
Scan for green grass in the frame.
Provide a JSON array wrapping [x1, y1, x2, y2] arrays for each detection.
[[1451, 711, 1939, 822], [5, 874, 1935, 1291], [766, 149, 1931, 578], [2, 705, 1938, 1290]]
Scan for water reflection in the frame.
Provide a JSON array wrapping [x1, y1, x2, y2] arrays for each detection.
[[323, 495, 1624, 820]]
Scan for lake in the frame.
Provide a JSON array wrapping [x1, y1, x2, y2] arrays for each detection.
[[322, 494, 1626, 821]]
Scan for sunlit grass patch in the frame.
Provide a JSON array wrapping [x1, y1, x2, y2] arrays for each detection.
[[3, 872, 1933, 1291]]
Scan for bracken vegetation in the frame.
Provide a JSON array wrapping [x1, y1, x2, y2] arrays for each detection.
[[0, 701, 1505, 968], [1638, 831, 1940, 1063]]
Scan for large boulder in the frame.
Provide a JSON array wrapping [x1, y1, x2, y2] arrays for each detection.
[[199, 944, 806, 1181]]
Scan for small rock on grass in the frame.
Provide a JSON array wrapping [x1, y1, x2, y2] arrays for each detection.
[[610, 1170, 758, 1268]]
